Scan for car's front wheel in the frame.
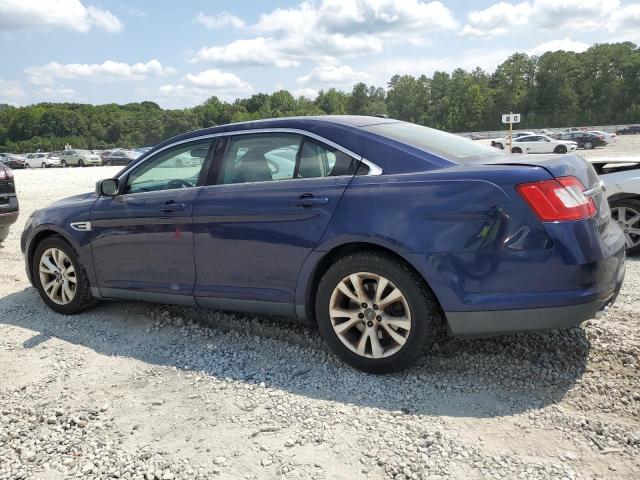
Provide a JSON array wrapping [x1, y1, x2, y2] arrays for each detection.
[[0, 226, 9, 242], [78, 159, 84, 167], [554, 145, 567, 154], [61, 160, 67, 168], [33, 236, 97, 314], [315, 252, 437, 373], [584, 141, 593, 149]]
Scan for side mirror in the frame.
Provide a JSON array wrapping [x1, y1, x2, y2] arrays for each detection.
[[96, 178, 119, 196]]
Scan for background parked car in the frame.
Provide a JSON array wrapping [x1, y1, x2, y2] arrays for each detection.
[[102, 150, 140, 166], [560, 132, 607, 149], [490, 131, 535, 149], [1, 154, 27, 169], [26, 152, 61, 168], [589, 130, 617, 145], [615, 125, 640, 135], [511, 134, 577, 154], [0, 162, 18, 242], [59, 149, 101, 167], [590, 157, 640, 255]]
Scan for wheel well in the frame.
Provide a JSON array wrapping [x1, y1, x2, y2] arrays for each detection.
[[27, 230, 62, 283], [609, 193, 640, 204], [304, 242, 446, 330]]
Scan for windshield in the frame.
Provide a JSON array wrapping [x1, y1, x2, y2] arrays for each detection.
[[363, 121, 499, 161]]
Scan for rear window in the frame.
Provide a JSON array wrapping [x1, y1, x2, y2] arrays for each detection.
[[363, 122, 498, 161]]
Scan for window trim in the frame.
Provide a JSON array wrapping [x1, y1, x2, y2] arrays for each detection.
[[115, 128, 382, 186]]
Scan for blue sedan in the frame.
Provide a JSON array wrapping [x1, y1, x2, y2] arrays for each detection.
[[21, 116, 626, 373]]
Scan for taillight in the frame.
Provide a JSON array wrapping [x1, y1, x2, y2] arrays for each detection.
[[517, 176, 596, 222]]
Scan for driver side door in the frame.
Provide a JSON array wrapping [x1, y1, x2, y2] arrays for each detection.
[[90, 138, 214, 304]]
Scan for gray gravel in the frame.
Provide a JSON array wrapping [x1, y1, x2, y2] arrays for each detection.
[[0, 161, 639, 479]]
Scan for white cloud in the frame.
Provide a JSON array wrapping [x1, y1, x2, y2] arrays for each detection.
[[528, 38, 590, 56], [0, 0, 123, 33], [193, 0, 456, 67], [297, 64, 373, 86], [461, 0, 619, 37], [609, 4, 640, 31], [0, 79, 25, 105], [195, 12, 245, 29], [156, 69, 253, 107], [183, 69, 252, 91], [293, 87, 319, 99], [192, 37, 300, 67], [25, 60, 175, 81]]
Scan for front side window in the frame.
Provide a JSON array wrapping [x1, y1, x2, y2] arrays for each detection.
[[125, 139, 212, 194], [219, 133, 361, 185]]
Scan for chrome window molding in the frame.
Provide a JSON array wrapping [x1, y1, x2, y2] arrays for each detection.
[[117, 127, 383, 182]]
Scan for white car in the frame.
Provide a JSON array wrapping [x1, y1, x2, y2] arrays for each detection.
[[59, 149, 101, 167], [589, 130, 617, 145], [490, 132, 535, 150], [589, 157, 640, 254], [510, 134, 577, 154], [26, 152, 61, 168]]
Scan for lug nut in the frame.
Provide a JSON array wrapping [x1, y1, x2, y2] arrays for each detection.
[[376, 315, 382, 321], [367, 321, 373, 327], [372, 304, 378, 310], [361, 303, 367, 308], [358, 313, 364, 319]]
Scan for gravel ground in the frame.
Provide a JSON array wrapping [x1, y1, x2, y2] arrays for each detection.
[[1, 144, 639, 479]]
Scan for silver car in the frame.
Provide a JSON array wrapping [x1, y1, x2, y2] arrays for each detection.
[[60, 149, 101, 167]]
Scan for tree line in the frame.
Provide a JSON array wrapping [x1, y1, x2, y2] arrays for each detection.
[[1, 42, 639, 153]]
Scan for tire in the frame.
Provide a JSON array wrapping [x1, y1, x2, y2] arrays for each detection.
[[511, 147, 522, 153], [315, 251, 437, 373], [61, 160, 67, 168], [492, 142, 504, 150], [554, 145, 567, 154], [0, 226, 9, 242], [41, 162, 47, 168], [106, 160, 112, 166], [610, 198, 640, 256], [32, 235, 97, 314], [78, 159, 84, 167], [584, 141, 593, 149], [25, 163, 30, 168]]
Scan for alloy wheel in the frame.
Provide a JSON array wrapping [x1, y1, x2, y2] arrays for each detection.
[[38, 248, 77, 305], [329, 272, 411, 359], [611, 206, 640, 249]]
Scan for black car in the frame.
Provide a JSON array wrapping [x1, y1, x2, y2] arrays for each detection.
[[560, 132, 607, 149], [102, 150, 140, 166], [616, 125, 640, 135], [0, 163, 19, 242]]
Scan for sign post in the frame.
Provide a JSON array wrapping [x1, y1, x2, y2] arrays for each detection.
[[501, 113, 521, 152]]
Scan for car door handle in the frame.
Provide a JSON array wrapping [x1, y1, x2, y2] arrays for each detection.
[[162, 200, 186, 212], [295, 194, 329, 207]]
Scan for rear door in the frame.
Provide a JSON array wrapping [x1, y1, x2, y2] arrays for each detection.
[[192, 132, 363, 312], [90, 138, 214, 302]]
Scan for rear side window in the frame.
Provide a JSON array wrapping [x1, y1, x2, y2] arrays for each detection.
[[218, 133, 361, 185], [363, 121, 498, 161]]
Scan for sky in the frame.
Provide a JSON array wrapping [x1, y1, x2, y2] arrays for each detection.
[[1, 0, 639, 109]]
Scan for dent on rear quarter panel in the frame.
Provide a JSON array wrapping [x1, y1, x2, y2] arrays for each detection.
[[308, 167, 555, 312]]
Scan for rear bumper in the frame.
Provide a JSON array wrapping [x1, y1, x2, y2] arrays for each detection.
[[445, 260, 625, 337], [0, 195, 19, 226]]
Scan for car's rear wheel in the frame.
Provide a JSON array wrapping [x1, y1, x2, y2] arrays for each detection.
[[78, 159, 84, 167], [0, 226, 9, 242], [41, 162, 47, 168], [584, 141, 593, 149], [492, 142, 504, 150], [106, 160, 112, 166], [511, 147, 522, 153], [610, 199, 640, 255], [33, 236, 97, 314], [315, 252, 437, 373], [554, 145, 567, 154], [61, 160, 67, 168]]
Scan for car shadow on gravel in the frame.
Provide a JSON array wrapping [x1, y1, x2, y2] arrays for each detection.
[[1, 287, 591, 419]]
